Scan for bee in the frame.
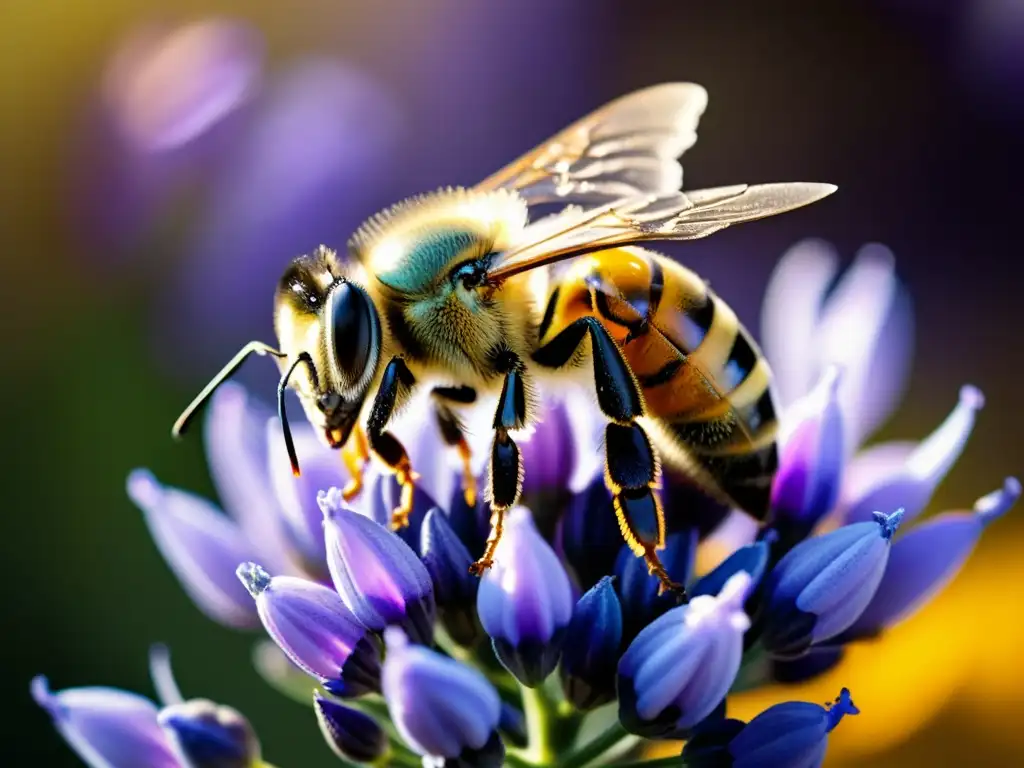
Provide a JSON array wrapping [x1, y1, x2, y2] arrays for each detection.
[[173, 83, 835, 593]]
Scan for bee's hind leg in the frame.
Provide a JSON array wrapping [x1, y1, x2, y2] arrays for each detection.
[[533, 317, 685, 598], [367, 356, 419, 530], [469, 355, 528, 576], [431, 386, 479, 508]]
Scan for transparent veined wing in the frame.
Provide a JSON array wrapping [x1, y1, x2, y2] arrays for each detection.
[[486, 182, 837, 282], [475, 83, 708, 205]]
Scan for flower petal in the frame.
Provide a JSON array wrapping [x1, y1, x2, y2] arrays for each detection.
[[128, 469, 259, 628]]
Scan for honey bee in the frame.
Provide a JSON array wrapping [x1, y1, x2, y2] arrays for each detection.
[[173, 83, 835, 593]]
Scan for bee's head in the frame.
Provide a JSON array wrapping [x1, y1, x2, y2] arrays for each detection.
[[274, 247, 382, 452]]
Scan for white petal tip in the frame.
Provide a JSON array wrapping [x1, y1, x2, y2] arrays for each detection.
[[126, 469, 163, 508], [959, 385, 985, 411], [975, 477, 1021, 525], [30, 676, 53, 711], [383, 627, 408, 651]]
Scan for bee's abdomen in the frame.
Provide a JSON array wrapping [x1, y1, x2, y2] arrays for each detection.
[[540, 247, 779, 519]]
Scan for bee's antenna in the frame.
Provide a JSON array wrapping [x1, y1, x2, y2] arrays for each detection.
[[278, 353, 317, 478], [173, 341, 285, 438]]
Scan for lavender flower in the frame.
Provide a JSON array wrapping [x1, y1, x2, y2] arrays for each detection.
[[762, 510, 903, 658], [618, 573, 753, 737], [382, 628, 504, 767], [476, 507, 574, 686], [320, 488, 435, 645], [313, 695, 388, 763], [52, 238, 1009, 767], [236, 562, 380, 697]]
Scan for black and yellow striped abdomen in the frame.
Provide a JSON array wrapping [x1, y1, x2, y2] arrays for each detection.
[[537, 247, 778, 519]]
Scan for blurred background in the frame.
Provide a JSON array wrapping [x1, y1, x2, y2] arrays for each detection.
[[2, 0, 1023, 765]]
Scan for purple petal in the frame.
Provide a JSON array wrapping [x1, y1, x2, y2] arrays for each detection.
[[390, 393, 461, 510], [382, 629, 500, 758], [562, 388, 607, 491], [267, 419, 345, 566], [158, 699, 260, 768], [842, 386, 984, 524], [846, 478, 1020, 635], [101, 19, 263, 153], [760, 239, 840, 407], [477, 508, 574, 646], [128, 470, 259, 628], [236, 564, 369, 682], [620, 573, 751, 727], [204, 383, 293, 574], [773, 367, 845, 526], [32, 677, 180, 768], [320, 490, 434, 631]]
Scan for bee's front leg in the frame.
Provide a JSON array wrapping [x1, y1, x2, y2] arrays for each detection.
[[340, 424, 370, 501], [469, 357, 529, 576], [366, 356, 419, 530], [533, 317, 684, 598]]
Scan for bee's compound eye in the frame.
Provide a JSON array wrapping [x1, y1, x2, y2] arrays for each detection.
[[318, 392, 342, 413], [328, 282, 375, 384]]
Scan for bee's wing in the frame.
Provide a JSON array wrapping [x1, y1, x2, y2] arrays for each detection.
[[486, 183, 837, 282], [475, 83, 708, 205]]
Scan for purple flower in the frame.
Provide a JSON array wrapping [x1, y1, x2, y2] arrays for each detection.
[[726, 688, 859, 767], [158, 698, 260, 768], [128, 469, 261, 629], [841, 478, 1020, 640], [772, 366, 845, 532], [421, 507, 483, 647], [559, 476, 622, 592], [320, 488, 435, 645], [382, 629, 503, 766], [476, 508, 574, 686], [314, 695, 388, 764], [762, 510, 903, 658], [236, 562, 381, 697], [560, 577, 623, 710], [32, 676, 180, 768], [761, 241, 913, 453], [618, 572, 753, 737], [615, 529, 697, 644], [840, 385, 984, 525]]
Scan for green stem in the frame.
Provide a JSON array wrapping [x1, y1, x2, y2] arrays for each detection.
[[613, 758, 686, 767], [559, 721, 629, 768], [521, 685, 557, 765]]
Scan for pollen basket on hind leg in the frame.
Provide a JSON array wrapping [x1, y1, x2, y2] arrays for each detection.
[[348, 187, 529, 295]]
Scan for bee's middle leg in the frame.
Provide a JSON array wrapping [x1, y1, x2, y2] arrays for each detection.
[[431, 386, 479, 507], [533, 317, 684, 597], [468, 356, 529, 576], [367, 356, 419, 530]]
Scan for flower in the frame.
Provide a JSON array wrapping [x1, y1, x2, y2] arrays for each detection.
[[618, 572, 753, 737], [840, 477, 1020, 641], [559, 476, 622, 591], [128, 468, 261, 629], [421, 507, 483, 647], [682, 688, 859, 767], [761, 510, 904, 658], [839, 385, 984, 525], [615, 529, 697, 644], [320, 488, 436, 645], [158, 699, 260, 768], [476, 507, 575, 686], [382, 628, 504, 766], [771, 366, 846, 535], [314, 694, 388, 764], [32, 676, 180, 768], [235, 562, 381, 697], [560, 576, 623, 710]]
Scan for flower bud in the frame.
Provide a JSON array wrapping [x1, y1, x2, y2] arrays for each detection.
[[615, 529, 697, 644], [320, 488, 435, 644], [158, 698, 260, 768], [420, 507, 482, 647], [618, 572, 752, 737], [560, 576, 623, 710], [236, 562, 380, 696], [314, 694, 387, 763], [476, 508, 574, 686], [762, 510, 903, 658]]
